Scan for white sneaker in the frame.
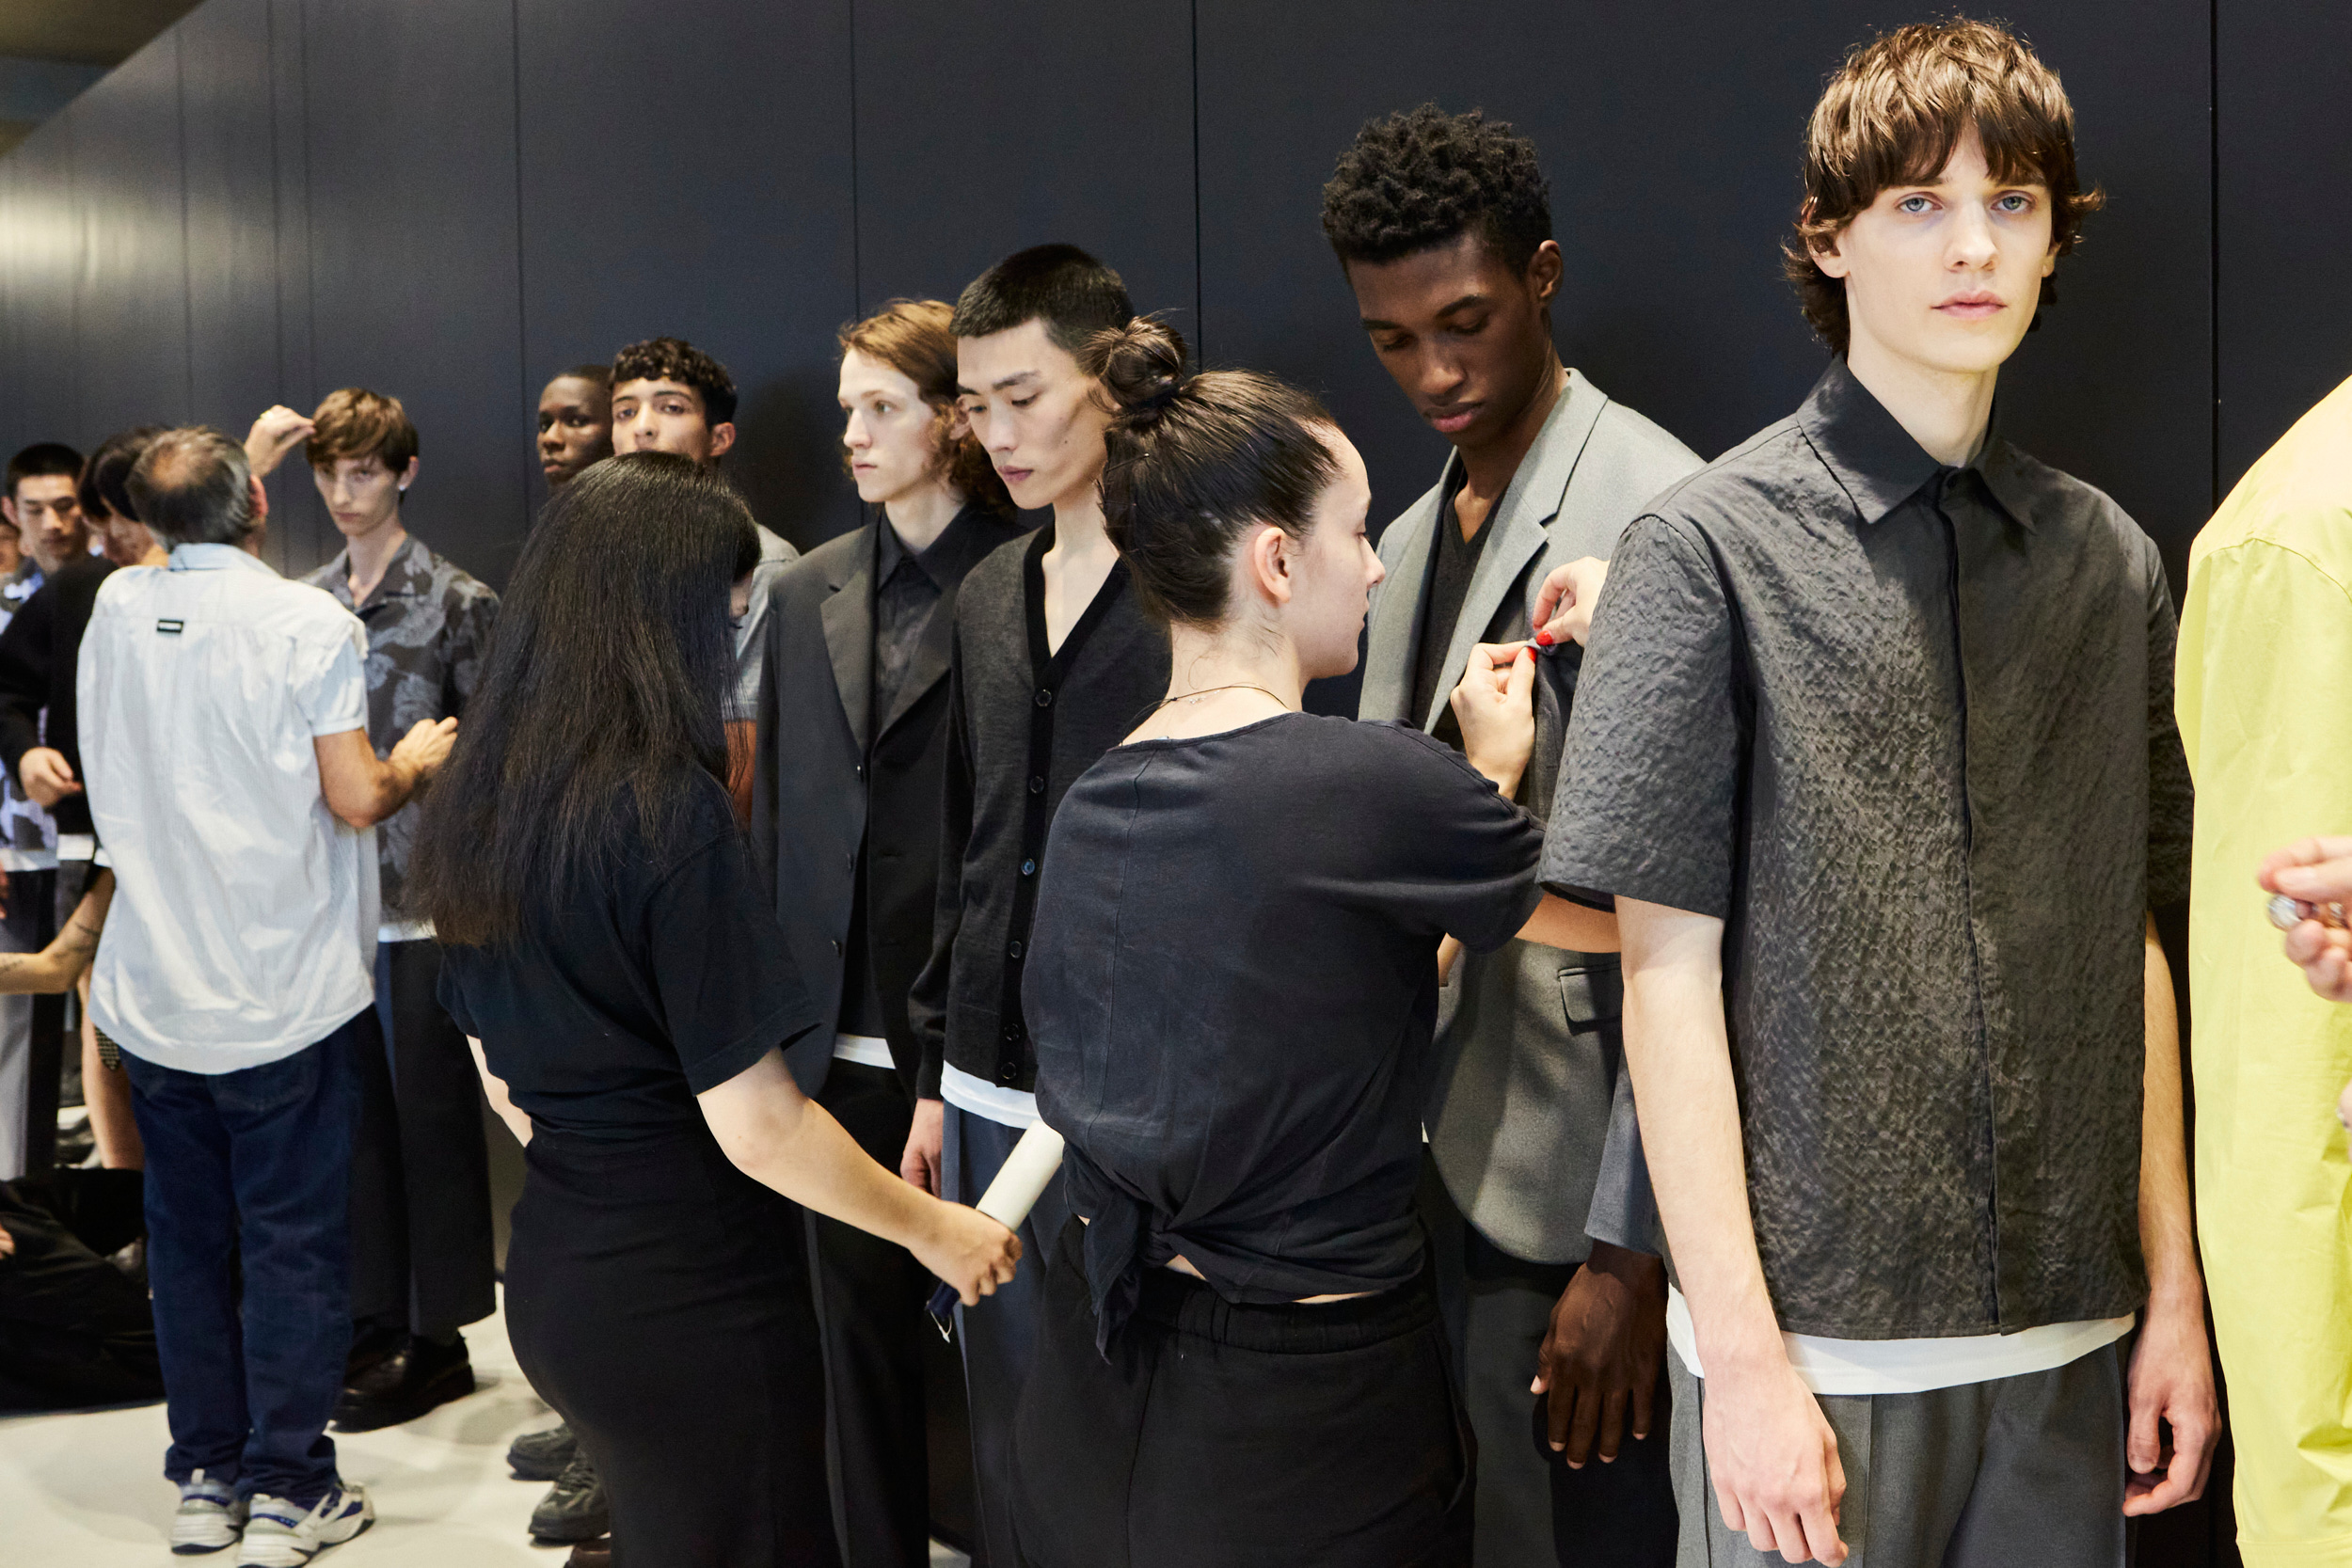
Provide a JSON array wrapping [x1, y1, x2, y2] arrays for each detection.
[[234, 1484, 373, 1566], [171, 1470, 246, 1555]]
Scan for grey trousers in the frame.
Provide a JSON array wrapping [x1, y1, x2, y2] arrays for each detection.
[[1669, 1339, 2128, 1567], [943, 1102, 1071, 1568]]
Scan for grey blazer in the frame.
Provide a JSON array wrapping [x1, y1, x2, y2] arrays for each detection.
[[1360, 368, 1701, 1264]]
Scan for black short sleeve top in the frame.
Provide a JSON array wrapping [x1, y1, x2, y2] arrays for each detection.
[[439, 773, 821, 1139], [1025, 712, 1543, 1348]]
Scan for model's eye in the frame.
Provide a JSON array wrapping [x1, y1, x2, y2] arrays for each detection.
[[1453, 317, 1488, 337], [1372, 335, 1408, 355], [1898, 194, 1933, 214], [1994, 192, 2035, 214], [1011, 396, 1039, 410]]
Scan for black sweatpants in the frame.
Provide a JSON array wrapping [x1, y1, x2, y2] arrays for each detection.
[[805, 1060, 930, 1568], [349, 940, 495, 1339], [1011, 1216, 1471, 1568]]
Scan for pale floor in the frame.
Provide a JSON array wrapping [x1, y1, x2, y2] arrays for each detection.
[[0, 1288, 971, 1566]]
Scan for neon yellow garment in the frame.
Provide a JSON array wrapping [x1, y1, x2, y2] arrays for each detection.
[[2179, 373, 2352, 1565]]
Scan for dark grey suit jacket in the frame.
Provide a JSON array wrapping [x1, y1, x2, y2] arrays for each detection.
[[1359, 369, 1700, 1263], [748, 506, 1027, 1096]]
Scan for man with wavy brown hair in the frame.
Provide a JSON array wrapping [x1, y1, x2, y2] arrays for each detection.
[[751, 298, 1022, 1567], [1546, 20, 2215, 1566]]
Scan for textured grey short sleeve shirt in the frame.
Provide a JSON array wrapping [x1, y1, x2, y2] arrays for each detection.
[[1544, 361, 2193, 1340]]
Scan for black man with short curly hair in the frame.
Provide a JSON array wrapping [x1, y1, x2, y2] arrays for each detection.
[[1322, 103, 1701, 1567]]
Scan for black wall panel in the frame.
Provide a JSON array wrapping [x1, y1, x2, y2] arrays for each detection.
[[3, 118, 81, 462], [70, 32, 190, 449], [299, 0, 526, 589], [1195, 3, 2211, 592], [516, 0, 857, 550], [181, 0, 283, 538], [2217, 1, 2352, 494], [262, 0, 323, 572], [852, 1, 1197, 366]]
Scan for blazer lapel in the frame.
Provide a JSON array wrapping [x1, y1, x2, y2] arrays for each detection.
[[821, 519, 878, 752], [1359, 468, 1450, 723], [873, 509, 1020, 741], [1417, 373, 1610, 733]]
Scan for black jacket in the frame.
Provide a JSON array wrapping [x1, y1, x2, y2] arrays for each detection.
[[749, 505, 1025, 1097], [0, 554, 116, 838]]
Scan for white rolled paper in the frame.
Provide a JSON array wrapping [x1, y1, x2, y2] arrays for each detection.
[[974, 1122, 1066, 1228]]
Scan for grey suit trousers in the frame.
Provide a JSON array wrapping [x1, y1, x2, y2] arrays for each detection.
[[1668, 1339, 2129, 1567]]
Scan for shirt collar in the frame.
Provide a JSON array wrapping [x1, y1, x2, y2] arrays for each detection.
[[877, 503, 984, 592], [1795, 358, 2031, 531], [323, 532, 432, 610], [169, 542, 278, 576]]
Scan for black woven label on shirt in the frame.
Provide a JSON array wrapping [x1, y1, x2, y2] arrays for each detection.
[[155, 619, 183, 634]]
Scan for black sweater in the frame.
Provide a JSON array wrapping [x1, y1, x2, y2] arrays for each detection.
[[0, 554, 116, 838]]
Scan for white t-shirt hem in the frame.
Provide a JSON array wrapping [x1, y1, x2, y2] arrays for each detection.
[[1665, 1285, 2136, 1396], [940, 1062, 1041, 1128], [834, 1033, 898, 1070], [104, 996, 371, 1077]]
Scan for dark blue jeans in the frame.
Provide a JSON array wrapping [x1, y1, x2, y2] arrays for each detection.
[[123, 1015, 365, 1504]]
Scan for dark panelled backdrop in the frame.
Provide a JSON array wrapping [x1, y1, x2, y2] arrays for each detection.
[[2, 3, 2347, 1561]]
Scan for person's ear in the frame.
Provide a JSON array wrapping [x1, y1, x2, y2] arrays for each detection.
[[1804, 200, 1853, 280], [1247, 524, 1294, 609], [707, 422, 738, 461], [397, 455, 419, 494], [248, 474, 271, 523], [1525, 239, 1565, 309]]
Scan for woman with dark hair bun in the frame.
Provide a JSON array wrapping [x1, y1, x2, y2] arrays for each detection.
[[409, 452, 1021, 1568], [1009, 320, 1615, 1565]]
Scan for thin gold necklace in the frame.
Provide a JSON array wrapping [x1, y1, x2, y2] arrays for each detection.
[[1150, 683, 1293, 712]]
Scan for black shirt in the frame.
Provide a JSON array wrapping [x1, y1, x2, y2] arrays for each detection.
[[908, 526, 1171, 1100], [0, 554, 115, 837], [1029, 713, 1543, 1348], [838, 507, 993, 1042], [1544, 360, 2195, 1338], [439, 774, 821, 1139], [1408, 468, 1489, 752]]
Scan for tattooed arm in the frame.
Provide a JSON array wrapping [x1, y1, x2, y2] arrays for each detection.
[[0, 870, 115, 994]]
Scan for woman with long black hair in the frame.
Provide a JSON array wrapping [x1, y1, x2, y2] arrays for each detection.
[[1008, 322, 1617, 1566], [408, 452, 1019, 1567]]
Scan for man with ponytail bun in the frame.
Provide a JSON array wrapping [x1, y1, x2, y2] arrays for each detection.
[[903, 244, 1170, 1568], [748, 297, 1024, 1568], [1322, 103, 1702, 1566]]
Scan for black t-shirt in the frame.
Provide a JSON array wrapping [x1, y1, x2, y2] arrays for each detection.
[[439, 773, 821, 1139], [1027, 711, 1543, 1346]]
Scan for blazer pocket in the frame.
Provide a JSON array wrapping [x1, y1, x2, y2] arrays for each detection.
[[1555, 959, 1623, 1032]]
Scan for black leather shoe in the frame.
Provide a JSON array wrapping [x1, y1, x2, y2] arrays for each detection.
[[565, 1538, 612, 1567], [343, 1321, 405, 1387], [333, 1333, 476, 1432], [531, 1449, 610, 1544], [508, 1420, 578, 1481]]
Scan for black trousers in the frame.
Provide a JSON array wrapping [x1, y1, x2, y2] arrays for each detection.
[[506, 1120, 836, 1568], [0, 1168, 159, 1410], [348, 940, 496, 1340], [805, 1060, 930, 1568], [1011, 1216, 1471, 1568], [1421, 1162, 1678, 1568]]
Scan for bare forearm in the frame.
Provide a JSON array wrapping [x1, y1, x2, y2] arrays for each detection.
[[2138, 916, 2201, 1306], [718, 1072, 942, 1251], [1518, 893, 1620, 954], [1618, 899, 1782, 1368], [0, 875, 111, 993]]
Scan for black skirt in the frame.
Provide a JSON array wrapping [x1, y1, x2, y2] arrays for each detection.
[[504, 1121, 834, 1567], [1010, 1217, 1471, 1568]]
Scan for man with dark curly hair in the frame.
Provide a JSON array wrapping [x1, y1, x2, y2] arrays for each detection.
[[1546, 22, 2214, 1565], [610, 337, 797, 820], [1323, 103, 1700, 1567]]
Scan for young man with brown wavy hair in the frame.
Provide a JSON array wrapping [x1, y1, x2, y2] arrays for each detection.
[[1546, 21, 2215, 1566]]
